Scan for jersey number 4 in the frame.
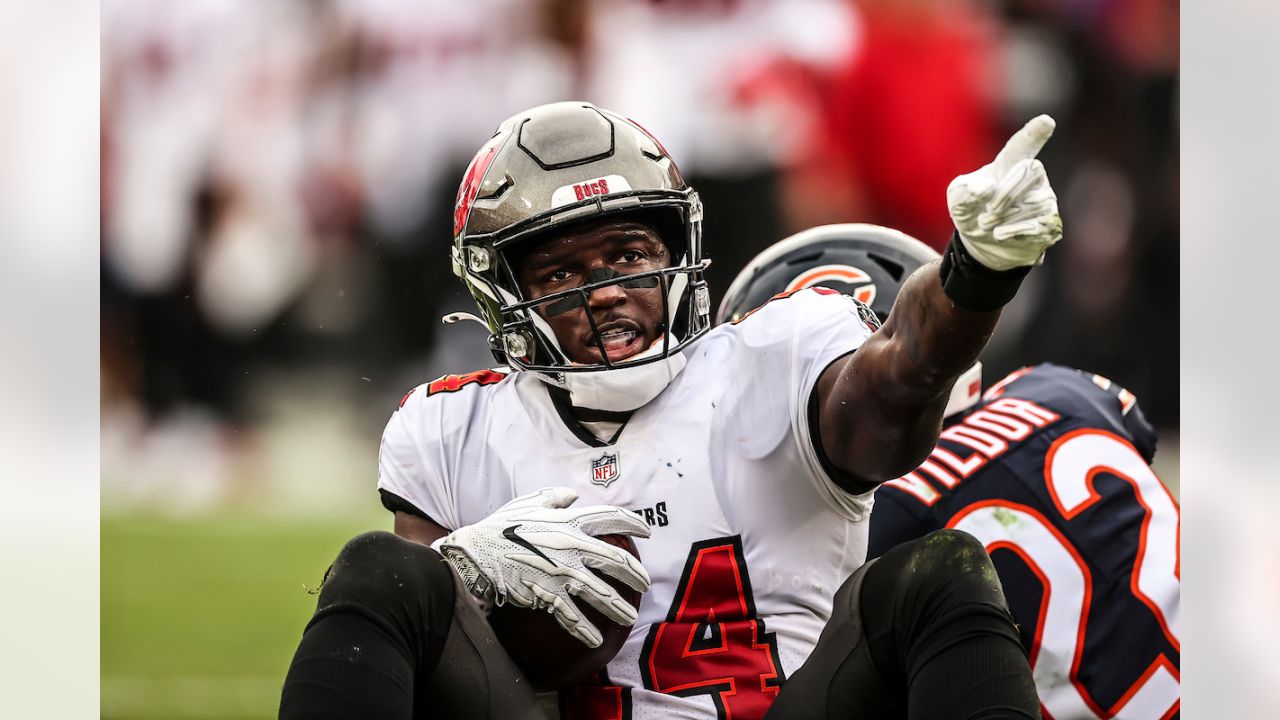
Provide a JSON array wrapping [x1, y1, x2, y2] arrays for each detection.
[[562, 536, 784, 720], [950, 430, 1180, 719]]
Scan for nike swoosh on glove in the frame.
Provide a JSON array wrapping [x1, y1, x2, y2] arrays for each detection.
[[947, 115, 1064, 271], [434, 487, 651, 648]]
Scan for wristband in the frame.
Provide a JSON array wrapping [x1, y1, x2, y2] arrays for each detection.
[[938, 232, 1032, 312]]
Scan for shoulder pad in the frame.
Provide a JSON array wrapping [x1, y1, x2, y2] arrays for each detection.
[[424, 368, 508, 397], [985, 363, 1158, 463], [393, 369, 510, 439], [728, 285, 846, 326]]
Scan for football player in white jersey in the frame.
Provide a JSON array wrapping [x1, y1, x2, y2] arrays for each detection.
[[282, 102, 1064, 719]]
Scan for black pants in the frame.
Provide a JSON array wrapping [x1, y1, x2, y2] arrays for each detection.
[[280, 530, 1037, 719], [279, 532, 545, 719], [768, 529, 1039, 719]]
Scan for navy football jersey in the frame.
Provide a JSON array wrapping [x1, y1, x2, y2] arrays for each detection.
[[869, 364, 1179, 719]]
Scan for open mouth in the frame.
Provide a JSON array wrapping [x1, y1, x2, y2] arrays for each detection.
[[593, 324, 644, 363]]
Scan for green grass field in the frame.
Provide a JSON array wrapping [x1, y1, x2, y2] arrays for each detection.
[[102, 512, 388, 720]]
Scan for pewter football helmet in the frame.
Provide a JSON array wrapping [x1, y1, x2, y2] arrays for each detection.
[[451, 101, 710, 375]]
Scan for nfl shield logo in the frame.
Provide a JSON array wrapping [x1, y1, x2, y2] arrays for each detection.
[[591, 453, 621, 488]]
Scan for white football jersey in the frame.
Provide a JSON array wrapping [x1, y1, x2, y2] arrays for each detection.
[[379, 288, 878, 720]]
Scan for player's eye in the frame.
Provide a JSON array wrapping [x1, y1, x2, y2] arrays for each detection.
[[618, 249, 646, 263]]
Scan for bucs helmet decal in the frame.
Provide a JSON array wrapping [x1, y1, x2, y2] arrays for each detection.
[[453, 130, 511, 240]]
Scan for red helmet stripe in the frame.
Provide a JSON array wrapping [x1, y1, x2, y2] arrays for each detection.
[[453, 133, 506, 238]]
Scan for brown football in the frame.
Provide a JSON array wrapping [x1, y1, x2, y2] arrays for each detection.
[[488, 533, 643, 690]]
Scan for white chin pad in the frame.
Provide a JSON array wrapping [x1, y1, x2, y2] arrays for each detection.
[[561, 350, 687, 411], [529, 334, 684, 412]]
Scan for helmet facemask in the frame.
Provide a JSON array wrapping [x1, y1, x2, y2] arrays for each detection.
[[501, 207, 707, 370]]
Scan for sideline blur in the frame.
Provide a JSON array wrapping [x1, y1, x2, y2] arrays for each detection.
[[100, 0, 1179, 519]]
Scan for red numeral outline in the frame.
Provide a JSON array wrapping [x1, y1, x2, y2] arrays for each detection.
[[640, 536, 783, 720], [1044, 429, 1181, 650], [948, 426, 1181, 719], [949, 500, 1095, 718]]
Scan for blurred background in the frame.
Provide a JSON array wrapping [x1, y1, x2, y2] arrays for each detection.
[[99, 0, 1178, 718]]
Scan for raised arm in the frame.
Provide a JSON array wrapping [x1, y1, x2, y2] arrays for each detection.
[[816, 116, 1063, 486]]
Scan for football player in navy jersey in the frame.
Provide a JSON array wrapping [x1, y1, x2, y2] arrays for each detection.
[[719, 224, 1180, 720]]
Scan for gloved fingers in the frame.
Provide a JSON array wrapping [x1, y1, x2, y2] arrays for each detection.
[[527, 582, 604, 648], [531, 563, 638, 626], [582, 550, 651, 593], [511, 525, 625, 555], [531, 486, 580, 510], [509, 503, 648, 531], [986, 196, 1057, 235], [991, 114, 1055, 177], [993, 214, 1063, 245], [980, 161, 1057, 232], [572, 506, 653, 539], [500, 580, 537, 609], [988, 219, 1041, 244], [565, 576, 640, 627], [512, 526, 651, 591], [500, 486, 580, 514], [946, 171, 996, 223], [499, 487, 555, 512], [506, 548, 624, 602], [555, 607, 604, 649], [979, 159, 1045, 226], [507, 549, 566, 579]]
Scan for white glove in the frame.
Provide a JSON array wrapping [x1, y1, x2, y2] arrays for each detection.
[[947, 115, 1064, 271], [435, 486, 651, 648]]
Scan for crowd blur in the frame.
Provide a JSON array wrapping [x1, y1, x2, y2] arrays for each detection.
[[100, 0, 1178, 511]]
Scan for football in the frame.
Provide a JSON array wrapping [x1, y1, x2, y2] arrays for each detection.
[[488, 533, 643, 690]]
